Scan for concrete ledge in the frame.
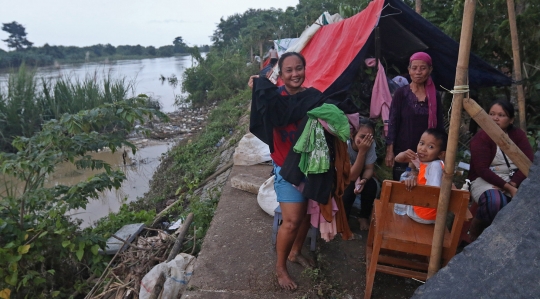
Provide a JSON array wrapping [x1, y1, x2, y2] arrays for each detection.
[[230, 173, 268, 194]]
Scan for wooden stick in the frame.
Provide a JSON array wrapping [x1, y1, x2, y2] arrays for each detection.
[[427, 0, 476, 279], [166, 212, 194, 262], [86, 235, 130, 299], [190, 225, 197, 255], [111, 235, 151, 251], [463, 97, 531, 175], [151, 161, 233, 226], [506, 0, 527, 130]]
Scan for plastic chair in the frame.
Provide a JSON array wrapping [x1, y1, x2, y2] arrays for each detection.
[[272, 206, 317, 251]]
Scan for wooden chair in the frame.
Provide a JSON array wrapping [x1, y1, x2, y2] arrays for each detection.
[[364, 180, 470, 299]]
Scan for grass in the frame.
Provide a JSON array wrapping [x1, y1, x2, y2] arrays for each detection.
[[92, 88, 252, 255], [0, 65, 159, 152]]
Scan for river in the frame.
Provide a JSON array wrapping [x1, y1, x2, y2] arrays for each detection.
[[0, 56, 196, 227]]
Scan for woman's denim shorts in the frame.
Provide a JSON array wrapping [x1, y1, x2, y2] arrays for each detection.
[[273, 163, 306, 203]]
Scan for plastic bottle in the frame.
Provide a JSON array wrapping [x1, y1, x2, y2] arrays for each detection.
[[461, 179, 471, 191], [394, 167, 412, 215]]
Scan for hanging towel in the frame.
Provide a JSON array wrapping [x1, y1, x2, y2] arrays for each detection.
[[365, 58, 393, 136], [294, 119, 330, 175], [307, 103, 350, 142], [293, 104, 349, 175]]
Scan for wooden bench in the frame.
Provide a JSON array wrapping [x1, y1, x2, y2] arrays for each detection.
[[364, 180, 470, 299]]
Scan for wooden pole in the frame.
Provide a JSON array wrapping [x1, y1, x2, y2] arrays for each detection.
[[463, 98, 531, 175], [506, 0, 527, 130], [427, 0, 476, 279], [416, 0, 422, 14], [166, 212, 194, 262]]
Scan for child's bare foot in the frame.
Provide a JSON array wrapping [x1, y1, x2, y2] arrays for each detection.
[[358, 218, 370, 231], [288, 253, 315, 268], [276, 267, 297, 290]]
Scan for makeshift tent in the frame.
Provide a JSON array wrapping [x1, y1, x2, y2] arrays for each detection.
[[274, 38, 299, 57], [298, 0, 511, 95]]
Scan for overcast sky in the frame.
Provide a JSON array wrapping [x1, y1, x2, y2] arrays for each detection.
[[0, 0, 299, 51]]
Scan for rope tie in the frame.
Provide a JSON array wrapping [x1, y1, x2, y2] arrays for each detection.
[[443, 85, 470, 122], [440, 85, 470, 94]]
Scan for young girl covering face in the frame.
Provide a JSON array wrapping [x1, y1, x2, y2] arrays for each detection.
[[344, 119, 377, 231]]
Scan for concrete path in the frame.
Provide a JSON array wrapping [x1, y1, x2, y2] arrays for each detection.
[[182, 164, 422, 298]]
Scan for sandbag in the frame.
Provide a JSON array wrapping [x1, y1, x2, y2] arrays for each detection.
[[257, 176, 279, 217], [139, 253, 196, 299], [233, 133, 271, 165]]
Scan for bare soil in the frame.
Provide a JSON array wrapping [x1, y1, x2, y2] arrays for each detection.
[[314, 216, 424, 298]]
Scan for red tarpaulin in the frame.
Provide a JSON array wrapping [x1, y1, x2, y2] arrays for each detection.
[[301, 0, 384, 92]]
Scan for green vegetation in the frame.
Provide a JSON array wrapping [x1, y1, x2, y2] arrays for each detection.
[[0, 50, 250, 296], [0, 65, 160, 153], [0, 42, 207, 69], [180, 48, 259, 106], [184, 0, 539, 130], [0, 99, 166, 298], [417, 0, 540, 128], [1, 1, 539, 297], [1, 22, 33, 51], [0, 21, 210, 68], [92, 89, 250, 255]]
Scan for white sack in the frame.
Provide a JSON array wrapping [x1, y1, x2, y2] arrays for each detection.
[[233, 133, 271, 165], [139, 253, 196, 299], [257, 176, 279, 217]]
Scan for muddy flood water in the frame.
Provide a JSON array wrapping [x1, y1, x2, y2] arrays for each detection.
[[0, 56, 198, 227], [64, 141, 172, 227], [0, 141, 172, 228]]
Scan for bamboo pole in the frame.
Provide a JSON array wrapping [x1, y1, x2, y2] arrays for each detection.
[[427, 0, 476, 278], [166, 212, 194, 262], [463, 98, 531, 175], [506, 0, 527, 130]]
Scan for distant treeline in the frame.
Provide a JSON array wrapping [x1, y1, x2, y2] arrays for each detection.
[[0, 43, 211, 69]]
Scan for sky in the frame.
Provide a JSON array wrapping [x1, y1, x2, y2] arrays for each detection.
[[0, 0, 299, 51]]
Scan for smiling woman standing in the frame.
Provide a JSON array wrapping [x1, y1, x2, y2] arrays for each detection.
[[385, 52, 445, 181], [249, 52, 322, 291]]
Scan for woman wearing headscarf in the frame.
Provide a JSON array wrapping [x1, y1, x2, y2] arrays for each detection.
[[385, 52, 445, 180]]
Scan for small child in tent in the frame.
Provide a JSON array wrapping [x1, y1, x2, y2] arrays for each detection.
[[394, 128, 447, 224]]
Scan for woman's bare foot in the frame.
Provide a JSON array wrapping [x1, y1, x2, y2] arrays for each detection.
[[276, 267, 297, 290], [358, 217, 370, 231], [288, 253, 315, 268]]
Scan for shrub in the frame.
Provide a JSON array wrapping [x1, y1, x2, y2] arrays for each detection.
[[0, 99, 166, 298]]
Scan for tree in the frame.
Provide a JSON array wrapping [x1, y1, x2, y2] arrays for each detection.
[[146, 45, 157, 56], [158, 45, 174, 56], [1, 21, 33, 51], [0, 100, 167, 297], [415, 0, 540, 125], [103, 43, 116, 55], [173, 36, 188, 53]]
